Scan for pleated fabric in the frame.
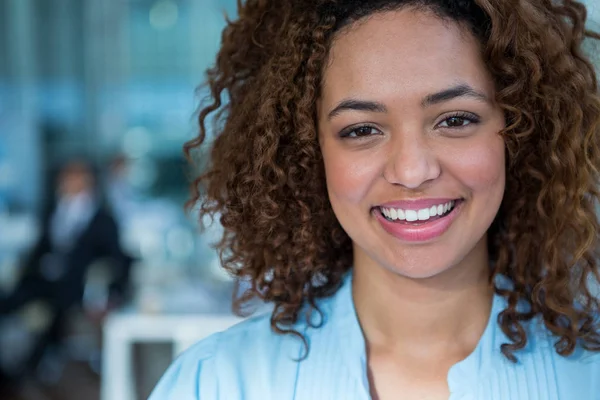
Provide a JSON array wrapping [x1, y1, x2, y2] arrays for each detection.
[[149, 273, 600, 400]]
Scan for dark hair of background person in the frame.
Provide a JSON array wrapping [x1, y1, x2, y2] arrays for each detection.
[[185, 0, 600, 361]]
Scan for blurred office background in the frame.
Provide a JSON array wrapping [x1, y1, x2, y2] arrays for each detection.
[[0, 1, 598, 399], [0, 1, 242, 399]]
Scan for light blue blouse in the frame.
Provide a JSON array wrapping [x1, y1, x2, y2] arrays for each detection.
[[149, 273, 600, 399]]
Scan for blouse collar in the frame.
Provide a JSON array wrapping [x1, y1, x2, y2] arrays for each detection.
[[328, 270, 506, 397]]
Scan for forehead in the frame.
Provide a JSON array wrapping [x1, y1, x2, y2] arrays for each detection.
[[321, 9, 493, 104]]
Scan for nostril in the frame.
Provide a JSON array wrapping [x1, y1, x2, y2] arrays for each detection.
[[383, 153, 441, 189]]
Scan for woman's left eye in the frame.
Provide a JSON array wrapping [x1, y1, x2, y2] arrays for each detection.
[[437, 113, 480, 128]]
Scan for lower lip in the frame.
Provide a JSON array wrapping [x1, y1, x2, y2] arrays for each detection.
[[375, 201, 462, 242]]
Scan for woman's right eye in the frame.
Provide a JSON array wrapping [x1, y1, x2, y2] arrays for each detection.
[[339, 125, 381, 139]]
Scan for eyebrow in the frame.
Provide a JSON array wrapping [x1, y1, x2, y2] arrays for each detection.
[[421, 84, 489, 107], [327, 84, 489, 120], [327, 99, 387, 120]]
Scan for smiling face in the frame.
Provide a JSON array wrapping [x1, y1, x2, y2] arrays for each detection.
[[318, 9, 506, 279]]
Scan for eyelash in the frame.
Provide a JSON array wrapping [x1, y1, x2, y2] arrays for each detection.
[[339, 124, 381, 139], [437, 112, 481, 129], [338, 112, 481, 139]]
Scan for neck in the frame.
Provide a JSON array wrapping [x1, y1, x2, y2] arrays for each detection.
[[352, 240, 494, 355]]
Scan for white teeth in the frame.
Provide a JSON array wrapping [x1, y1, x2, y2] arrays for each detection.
[[405, 210, 418, 222], [380, 200, 457, 222], [417, 209, 429, 221]]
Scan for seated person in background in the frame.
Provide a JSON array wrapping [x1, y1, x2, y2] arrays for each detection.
[[0, 159, 132, 377], [105, 154, 139, 225]]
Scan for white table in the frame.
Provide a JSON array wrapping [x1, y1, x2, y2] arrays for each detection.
[[101, 311, 242, 400]]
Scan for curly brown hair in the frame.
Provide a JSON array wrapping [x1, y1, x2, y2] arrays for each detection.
[[186, 0, 600, 361]]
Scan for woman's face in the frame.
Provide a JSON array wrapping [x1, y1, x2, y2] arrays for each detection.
[[318, 9, 506, 279]]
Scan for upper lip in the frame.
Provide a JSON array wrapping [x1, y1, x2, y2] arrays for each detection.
[[378, 198, 461, 210]]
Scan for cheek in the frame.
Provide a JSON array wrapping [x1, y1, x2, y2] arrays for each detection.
[[449, 135, 505, 195], [322, 146, 382, 205]]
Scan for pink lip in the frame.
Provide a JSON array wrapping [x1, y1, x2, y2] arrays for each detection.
[[379, 198, 459, 210], [375, 200, 463, 242]]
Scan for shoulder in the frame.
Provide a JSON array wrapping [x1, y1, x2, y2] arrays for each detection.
[[525, 312, 600, 381], [478, 295, 600, 398], [552, 345, 600, 395], [149, 275, 355, 400], [148, 332, 220, 400], [148, 312, 306, 400], [515, 320, 600, 397], [213, 310, 308, 370]]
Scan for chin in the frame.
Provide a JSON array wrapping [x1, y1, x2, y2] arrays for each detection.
[[370, 251, 448, 279], [385, 263, 450, 280]]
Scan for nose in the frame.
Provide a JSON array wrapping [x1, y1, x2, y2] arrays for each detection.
[[383, 134, 441, 189]]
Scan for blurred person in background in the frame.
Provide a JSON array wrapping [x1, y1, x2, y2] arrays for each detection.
[[0, 159, 132, 381], [106, 154, 140, 225], [151, 0, 600, 399]]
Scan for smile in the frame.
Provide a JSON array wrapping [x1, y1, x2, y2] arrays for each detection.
[[374, 199, 463, 242], [380, 200, 456, 223]]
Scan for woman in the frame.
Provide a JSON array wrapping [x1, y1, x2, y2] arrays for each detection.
[[150, 0, 600, 399]]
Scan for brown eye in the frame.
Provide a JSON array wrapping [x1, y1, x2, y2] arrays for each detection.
[[444, 117, 467, 127], [437, 112, 480, 129], [355, 126, 376, 136], [340, 125, 381, 138]]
